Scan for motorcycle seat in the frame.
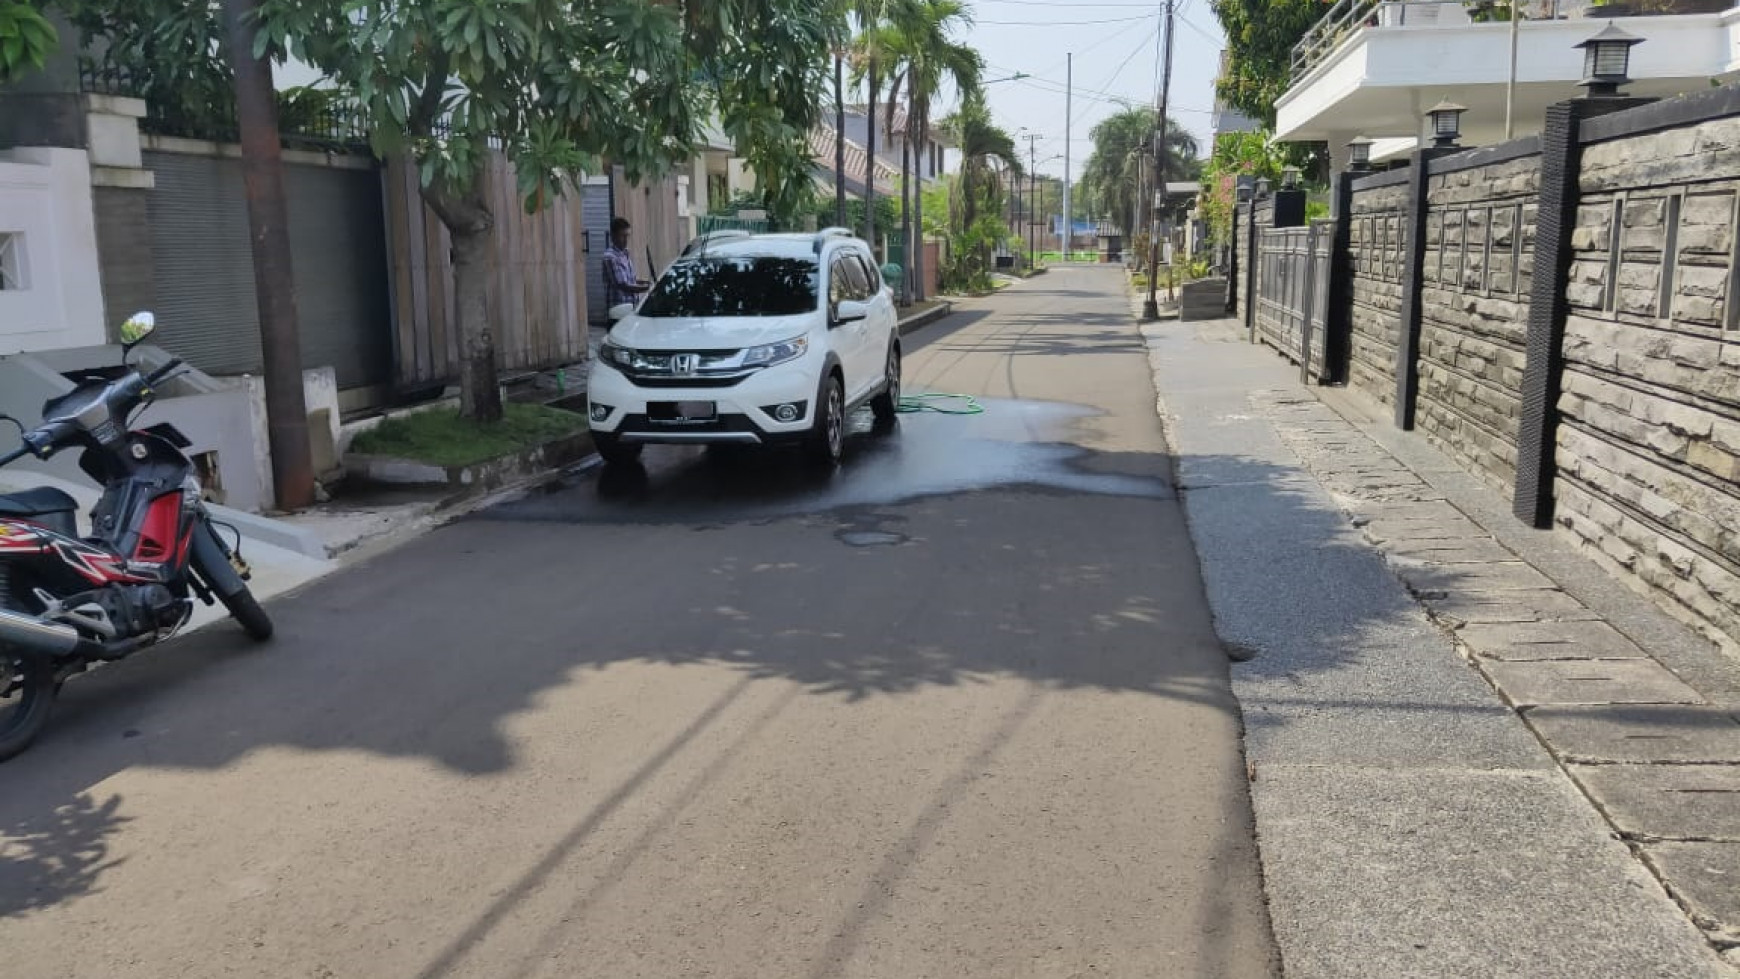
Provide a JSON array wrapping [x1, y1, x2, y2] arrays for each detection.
[[0, 487, 79, 517]]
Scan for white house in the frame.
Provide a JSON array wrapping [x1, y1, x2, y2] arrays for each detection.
[[839, 104, 959, 182], [1275, 0, 1740, 165]]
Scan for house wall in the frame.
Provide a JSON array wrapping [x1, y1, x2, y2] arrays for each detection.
[[0, 147, 108, 354]]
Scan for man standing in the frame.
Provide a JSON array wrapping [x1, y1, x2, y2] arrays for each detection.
[[603, 217, 650, 320]]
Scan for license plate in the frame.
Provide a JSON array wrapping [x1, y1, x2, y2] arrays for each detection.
[[676, 401, 716, 419]]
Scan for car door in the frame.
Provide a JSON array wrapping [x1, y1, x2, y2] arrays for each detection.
[[830, 253, 876, 402], [856, 251, 898, 360]]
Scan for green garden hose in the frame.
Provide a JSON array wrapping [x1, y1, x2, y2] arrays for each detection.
[[896, 392, 984, 415]]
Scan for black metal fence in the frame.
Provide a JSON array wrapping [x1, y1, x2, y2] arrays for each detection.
[[79, 57, 371, 153], [1254, 218, 1335, 382]]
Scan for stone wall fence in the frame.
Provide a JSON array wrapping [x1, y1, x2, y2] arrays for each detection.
[[1229, 84, 1740, 656]]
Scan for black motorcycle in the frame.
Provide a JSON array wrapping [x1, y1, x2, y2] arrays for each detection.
[[0, 311, 272, 761]]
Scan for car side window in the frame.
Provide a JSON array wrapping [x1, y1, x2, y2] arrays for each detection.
[[841, 255, 871, 300], [854, 254, 882, 296], [829, 258, 852, 306]]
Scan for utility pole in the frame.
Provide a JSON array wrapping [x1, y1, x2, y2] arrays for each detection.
[[220, 0, 314, 510], [1505, 0, 1520, 139], [1062, 53, 1072, 262], [1142, 0, 1175, 322], [1023, 131, 1042, 267]]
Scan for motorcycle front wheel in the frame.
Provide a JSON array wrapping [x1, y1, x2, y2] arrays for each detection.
[[0, 651, 56, 763], [216, 585, 273, 642]]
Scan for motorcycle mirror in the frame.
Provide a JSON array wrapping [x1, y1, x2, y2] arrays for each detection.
[[118, 311, 157, 349]]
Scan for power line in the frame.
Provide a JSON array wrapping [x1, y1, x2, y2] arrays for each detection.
[[978, 13, 1156, 25]]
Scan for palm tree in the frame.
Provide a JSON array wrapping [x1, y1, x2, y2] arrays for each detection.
[[877, 0, 981, 301], [1082, 107, 1200, 248], [940, 94, 1019, 232], [848, 0, 902, 259], [939, 94, 1020, 284]]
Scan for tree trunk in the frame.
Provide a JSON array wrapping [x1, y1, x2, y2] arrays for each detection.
[[910, 101, 925, 301], [899, 136, 911, 306], [424, 182, 502, 423], [834, 54, 846, 228], [864, 58, 878, 261], [220, 0, 314, 511]]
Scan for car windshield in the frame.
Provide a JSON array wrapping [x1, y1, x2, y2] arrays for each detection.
[[639, 255, 820, 318]]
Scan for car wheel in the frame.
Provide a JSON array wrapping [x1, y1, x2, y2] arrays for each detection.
[[870, 343, 901, 422], [592, 431, 644, 466], [806, 374, 845, 468]]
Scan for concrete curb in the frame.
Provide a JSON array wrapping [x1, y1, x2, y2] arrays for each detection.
[[897, 301, 955, 336]]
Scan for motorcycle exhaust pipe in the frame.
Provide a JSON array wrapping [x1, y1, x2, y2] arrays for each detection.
[[0, 607, 80, 657]]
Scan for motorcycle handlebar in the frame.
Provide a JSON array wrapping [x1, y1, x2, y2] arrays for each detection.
[[146, 358, 184, 387]]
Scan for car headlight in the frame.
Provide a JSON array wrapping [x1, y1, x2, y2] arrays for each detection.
[[743, 336, 809, 368], [601, 342, 631, 370]]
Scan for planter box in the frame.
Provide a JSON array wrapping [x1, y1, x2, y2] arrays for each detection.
[[344, 429, 595, 502]]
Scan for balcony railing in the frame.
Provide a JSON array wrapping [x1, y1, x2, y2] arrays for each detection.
[[1291, 0, 1737, 83]]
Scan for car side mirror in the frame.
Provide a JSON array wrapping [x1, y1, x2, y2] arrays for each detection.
[[834, 299, 870, 326], [119, 311, 156, 349]]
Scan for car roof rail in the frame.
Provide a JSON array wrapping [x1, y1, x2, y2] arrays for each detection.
[[681, 229, 753, 257], [813, 226, 854, 254]]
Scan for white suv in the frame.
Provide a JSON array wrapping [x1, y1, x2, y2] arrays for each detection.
[[586, 228, 902, 467]]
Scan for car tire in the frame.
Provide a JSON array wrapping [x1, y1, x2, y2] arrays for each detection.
[[592, 431, 643, 466], [870, 343, 901, 422], [806, 373, 845, 468]]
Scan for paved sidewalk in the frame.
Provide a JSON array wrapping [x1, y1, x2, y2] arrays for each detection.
[[1140, 311, 1736, 977]]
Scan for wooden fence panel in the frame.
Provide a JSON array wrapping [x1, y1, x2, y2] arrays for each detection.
[[383, 154, 589, 390]]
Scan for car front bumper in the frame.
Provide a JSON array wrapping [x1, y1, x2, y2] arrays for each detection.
[[585, 362, 818, 444]]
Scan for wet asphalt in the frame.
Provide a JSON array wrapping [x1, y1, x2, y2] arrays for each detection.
[[0, 267, 1280, 978]]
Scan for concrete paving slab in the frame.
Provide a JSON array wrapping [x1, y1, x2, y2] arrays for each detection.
[[1458, 620, 1650, 661], [1420, 589, 1602, 624], [1361, 518, 1492, 543], [1642, 842, 1740, 938], [1485, 659, 1707, 707], [1378, 542, 1519, 567], [1527, 706, 1740, 763], [1251, 766, 1730, 979], [1240, 695, 1552, 770], [1574, 765, 1740, 841], [1394, 560, 1563, 595]]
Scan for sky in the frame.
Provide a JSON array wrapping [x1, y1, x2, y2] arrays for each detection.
[[941, 0, 1227, 183]]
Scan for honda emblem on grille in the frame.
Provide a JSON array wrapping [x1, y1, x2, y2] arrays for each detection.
[[672, 353, 698, 376]]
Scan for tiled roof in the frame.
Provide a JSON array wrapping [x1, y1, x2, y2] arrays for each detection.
[[808, 125, 901, 196]]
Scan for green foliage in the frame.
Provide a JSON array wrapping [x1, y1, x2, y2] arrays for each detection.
[[0, 1, 57, 82], [350, 403, 585, 468], [812, 193, 898, 237], [1081, 107, 1200, 236], [1211, 0, 1324, 129], [1198, 130, 1287, 242]]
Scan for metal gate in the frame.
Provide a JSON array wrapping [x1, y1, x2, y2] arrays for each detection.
[[582, 176, 612, 326], [1254, 219, 1334, 382], [143, 151, 392, 392]]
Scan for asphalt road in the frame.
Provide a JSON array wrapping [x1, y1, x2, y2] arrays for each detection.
[[0, 267, 1280, 979]]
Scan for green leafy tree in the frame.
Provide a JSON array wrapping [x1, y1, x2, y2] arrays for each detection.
[[258, 0, 838, 421], [1081, 107, 1200, 242], [1211, 0, 1322, 129], [1198, 129, 1287, 241], [938, 93, 1016, 241], [876, 0, 979, 301], [0, 1, 57, 81]]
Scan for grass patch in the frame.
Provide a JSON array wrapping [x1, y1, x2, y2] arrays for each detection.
[[350, 403, 586, 468]]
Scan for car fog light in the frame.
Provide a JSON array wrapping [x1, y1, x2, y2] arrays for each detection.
[[774, 404, 800, 423], [589, 402, 612, 422]]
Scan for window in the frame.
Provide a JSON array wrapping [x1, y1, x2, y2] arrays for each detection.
[[639, 255, 820, 317], [0, 232, 23, 291], [855, 253, 882, 294], [841, 255, 871, 299]]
